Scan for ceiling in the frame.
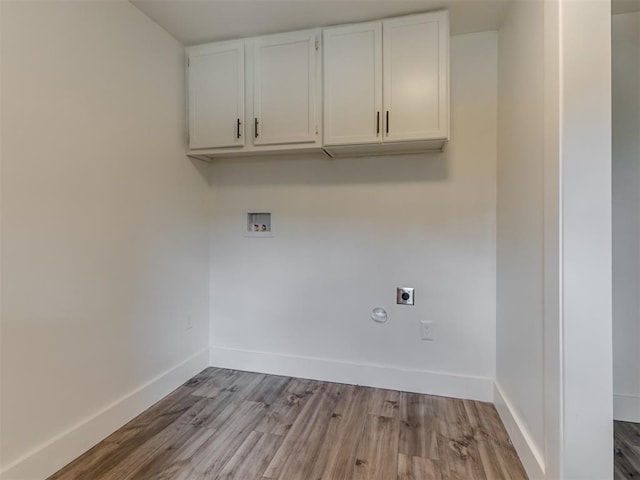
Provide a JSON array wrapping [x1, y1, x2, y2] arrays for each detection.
[[130, 0, 513, 46], [132, 0, 640, 48]]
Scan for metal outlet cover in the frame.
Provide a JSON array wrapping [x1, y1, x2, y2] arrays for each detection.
[[396, 287, 415, 305]]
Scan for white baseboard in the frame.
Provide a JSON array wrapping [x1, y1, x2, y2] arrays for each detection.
[[209, 346, 494, 402], [614, 394, 640, 422], [0, 348, 209, 480], [493, 382, 545, 479]]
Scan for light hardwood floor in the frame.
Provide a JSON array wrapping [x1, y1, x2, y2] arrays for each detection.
[[48, 368, 528, 480], [615, 420, 640, 480]]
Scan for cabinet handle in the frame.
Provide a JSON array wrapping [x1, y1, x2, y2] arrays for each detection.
[[376, 111, 380, 136], [237, 118, 242, 139], [386, 111, 389, 135], [254, 118, 259, 138]]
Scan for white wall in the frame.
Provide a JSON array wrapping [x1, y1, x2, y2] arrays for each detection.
[[495, 0, 546, 476], [209, 31, 498, 402], [0, 2, 210, 478], [496, 1, 614, 478], [560, 1, 612, 476], [612, 11, 640, 423]]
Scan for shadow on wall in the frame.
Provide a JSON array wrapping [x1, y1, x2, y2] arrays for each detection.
[[204, 150, 450, 187], [188, 156, 214, 186]]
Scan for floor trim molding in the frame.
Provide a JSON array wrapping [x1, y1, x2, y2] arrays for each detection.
[[493, 382, 545, 479], [0, 348, 209, 480], [614, 393, 640, 423], [209, 345, 494, 402]]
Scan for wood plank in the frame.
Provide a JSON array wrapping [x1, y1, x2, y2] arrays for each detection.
[[398, 453, 442, 480], [286, 377, 321, 397], [121, 425, 216, 480], [616, 420, 640, 447], [184, 371, 267, 430], [263, 382, 343, 479], [217, 430, 283, 479], [246, 374, 292, 405], [399, 391, 438, 459], [188, 391, 242, 429], [307, 385, 370, 480], [463, 400, 511, 480], [353, 414, 400, 480], [474, 401, 515, 450], [47, 441, 122, 480], [255, 377, 322, 436], [182, 367, 220, 388], [471, 401, 528, 479], [615, 424, 640, 480], [189, 368, 239, 397], [436, 396, 486, 480], [191, 369, 263, 398], [173, 400, 268, 478], [368, 388, 401, 419]]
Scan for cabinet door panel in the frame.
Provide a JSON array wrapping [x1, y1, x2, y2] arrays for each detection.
[[383, 11, 448, 142], [188, 42, 244, 149], [254, 30, 317, 145], [323, 22, 382, 146]]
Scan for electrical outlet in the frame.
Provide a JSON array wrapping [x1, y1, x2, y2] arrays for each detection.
[[420, 321, 433, 341], [185, 312, 193, 331], [397, 287, 415, 305]]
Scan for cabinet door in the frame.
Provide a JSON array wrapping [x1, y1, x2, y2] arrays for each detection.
[[383, 11, 449, 142], [188, 41, 244, 149], [253, 30, 318, 145], [323, 22, 382, 146]]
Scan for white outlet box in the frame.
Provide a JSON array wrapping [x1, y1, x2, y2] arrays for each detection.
[[245, 211, 274, 237], [420, 321, 433, 341]]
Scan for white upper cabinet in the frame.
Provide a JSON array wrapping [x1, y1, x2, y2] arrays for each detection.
[[323, 10, 449, 152], [383, 12, 448, 142], [323, 22, 382, 146], [186, 11, 449, 159], [187, 41, 244, 150], [253, 29, 319, 146]]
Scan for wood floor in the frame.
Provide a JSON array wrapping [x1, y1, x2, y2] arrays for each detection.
[[49, 368, 528, 480], [615, 420, 640, 479]]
